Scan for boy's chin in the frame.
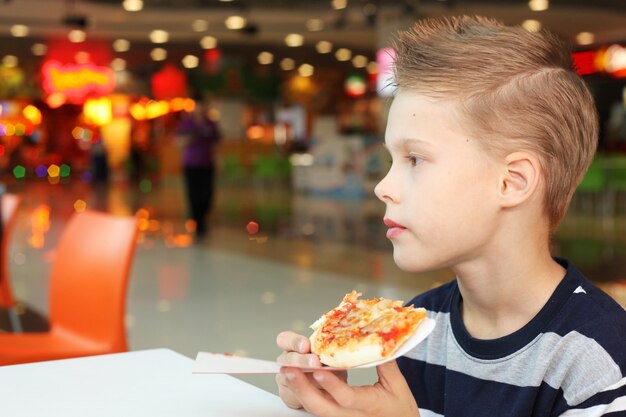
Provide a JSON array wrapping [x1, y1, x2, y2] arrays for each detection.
[[393, 252, 436, 272]]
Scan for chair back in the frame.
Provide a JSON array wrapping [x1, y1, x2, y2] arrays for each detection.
[[49, 210, 138, 351], [0, 193, 21, 308]]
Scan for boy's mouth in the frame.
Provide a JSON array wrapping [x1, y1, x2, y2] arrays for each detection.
[[383, 218, 406, 239]]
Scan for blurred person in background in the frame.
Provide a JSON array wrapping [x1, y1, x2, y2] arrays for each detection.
[[177, 94, 221, 239]]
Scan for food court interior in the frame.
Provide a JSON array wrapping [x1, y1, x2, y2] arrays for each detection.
[[0, 0, 625, 394]]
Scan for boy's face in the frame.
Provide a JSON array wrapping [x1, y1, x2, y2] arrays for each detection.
[[375, 91, 502, 272]]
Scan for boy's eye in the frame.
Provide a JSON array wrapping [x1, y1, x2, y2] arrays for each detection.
[[406, 154, 423, 166]]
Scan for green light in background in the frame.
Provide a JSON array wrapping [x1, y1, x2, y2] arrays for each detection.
[[139, 179, 152, 193], [60, 164, 71, 177], [13, 165, 26, 179]]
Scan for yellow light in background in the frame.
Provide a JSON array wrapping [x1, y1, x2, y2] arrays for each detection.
[[129, 103, 147, 120], [83, 97, 113, 126], [522, 19, 542, 32], [23, 105, 42, 125], [257, 51, 274, 65], [149, 30, 169, 44], [576, 32, 595, 46], [280, 58, 295, 71], [122, 0, 143, 12], [150, 48, 167, 61], [31, 43, 47, 56], [332, 0, 347, 10], [47, 164, 60, 178], [335, 48, 352, 61], [306, 19, 324, 32], [200, 36, 218, 49], [73, 199, 87, 212], [111, 58, 126, 71], [2, 55, 18, 68], [68, 29, 86, 43], [146, 100, 170, 119], [285, 33, 304, 47], [191, 19, 208, 32], [182, 55, 199, 69], [528, 0, 549, 11], [316, 40, 332, 54], [170, 97, 185, 111], [10, 24, 29, 37], [183, 98, 195, 112], [46, 93, 66, 108], [225, 15, 246, 30], [298, 63, 314, 77], [29, 205, 51, 249], [352, 54, 368, 68], [113, 39, 130, 52]]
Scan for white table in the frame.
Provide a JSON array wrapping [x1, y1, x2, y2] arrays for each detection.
[[0, 348, 313, 417]]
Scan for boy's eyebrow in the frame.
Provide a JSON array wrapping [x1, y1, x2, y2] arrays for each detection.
[[382, 138, 433, 151]]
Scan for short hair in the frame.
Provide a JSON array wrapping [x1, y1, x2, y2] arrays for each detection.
[[393, 15, 598, 230]]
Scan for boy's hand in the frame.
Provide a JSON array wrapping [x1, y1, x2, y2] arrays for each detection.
[[276, 331, 347, 409], [275, 331, 420, 417]]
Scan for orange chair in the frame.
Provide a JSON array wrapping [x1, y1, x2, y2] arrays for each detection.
[[0, 210, 138, 366], [0, 193, 23, 332]]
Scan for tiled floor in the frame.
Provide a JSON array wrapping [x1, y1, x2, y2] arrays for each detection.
[[2, 175, 625, 393]]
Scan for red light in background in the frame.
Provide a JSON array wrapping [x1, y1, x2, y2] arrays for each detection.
[[572, 51, 598, 76]]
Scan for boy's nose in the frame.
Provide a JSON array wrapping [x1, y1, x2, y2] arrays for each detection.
[[374, 175, 391, 203]]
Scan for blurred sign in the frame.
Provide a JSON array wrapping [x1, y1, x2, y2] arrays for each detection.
[[41, 60, 115, 103]]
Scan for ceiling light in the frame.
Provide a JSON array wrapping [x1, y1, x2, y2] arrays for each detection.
[[2, 55, 18, 68], [200, 36, 218, 49], [280, 58, 295, 71], [122, 0, 143, 12], [31, 43, 47, 56], [335, 48, 352, 61], [192, 19, 208, 32], [182, 55, 199, 69], [316, 40, 332, 53], [150, 48, 167, 61], [150, 30, 169, 44], [113, 38, 130, 52], [522, 19, 541, 32], [285, 33, 304, 47], [257, 51, 274, 65], [298, 63, 314, 77], [10, 24, 29, 37], [306, 19, 324, 32], [528, 0, 549, 12], [111, 58, 126, 71], [576, 32, 595, 46], [225, 15, 246, 30], [332, 0, 347, 10], [68, 29, 86, 43], [352, 54, 368, 68]]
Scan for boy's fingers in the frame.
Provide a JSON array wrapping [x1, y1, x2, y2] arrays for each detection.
[[276, 331, 311, 353], [283, 368, 343, 417], [312, 371, 359, 409], [376, 360, 406, 389], [277, 351, 322, 368]]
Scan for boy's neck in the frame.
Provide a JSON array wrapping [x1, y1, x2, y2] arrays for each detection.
[[453, 247, 566, 340]]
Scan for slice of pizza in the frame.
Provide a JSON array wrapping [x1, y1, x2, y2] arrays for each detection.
[[309, 290, 427, 368]]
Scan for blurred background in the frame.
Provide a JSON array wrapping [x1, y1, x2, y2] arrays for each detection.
[[0, 0, 625, 392]]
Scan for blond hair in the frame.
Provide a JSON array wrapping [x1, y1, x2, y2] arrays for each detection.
[[393, 15, 598, 230]]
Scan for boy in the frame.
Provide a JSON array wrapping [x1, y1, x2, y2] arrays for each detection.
[[275, 16, 626, 417]]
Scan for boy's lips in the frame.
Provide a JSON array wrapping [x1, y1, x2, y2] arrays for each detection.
[[383, 218, 406, 239]]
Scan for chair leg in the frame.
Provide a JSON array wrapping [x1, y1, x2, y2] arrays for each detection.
[[8, 308, 22, 333]]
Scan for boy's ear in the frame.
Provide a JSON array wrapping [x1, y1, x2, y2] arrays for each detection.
[[499, 152, 542, 208]]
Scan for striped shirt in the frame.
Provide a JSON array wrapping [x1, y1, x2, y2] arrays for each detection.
[[398, 258, 626, 417]]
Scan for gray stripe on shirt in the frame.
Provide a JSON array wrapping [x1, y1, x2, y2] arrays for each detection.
[[404, 311, 622, 405]]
